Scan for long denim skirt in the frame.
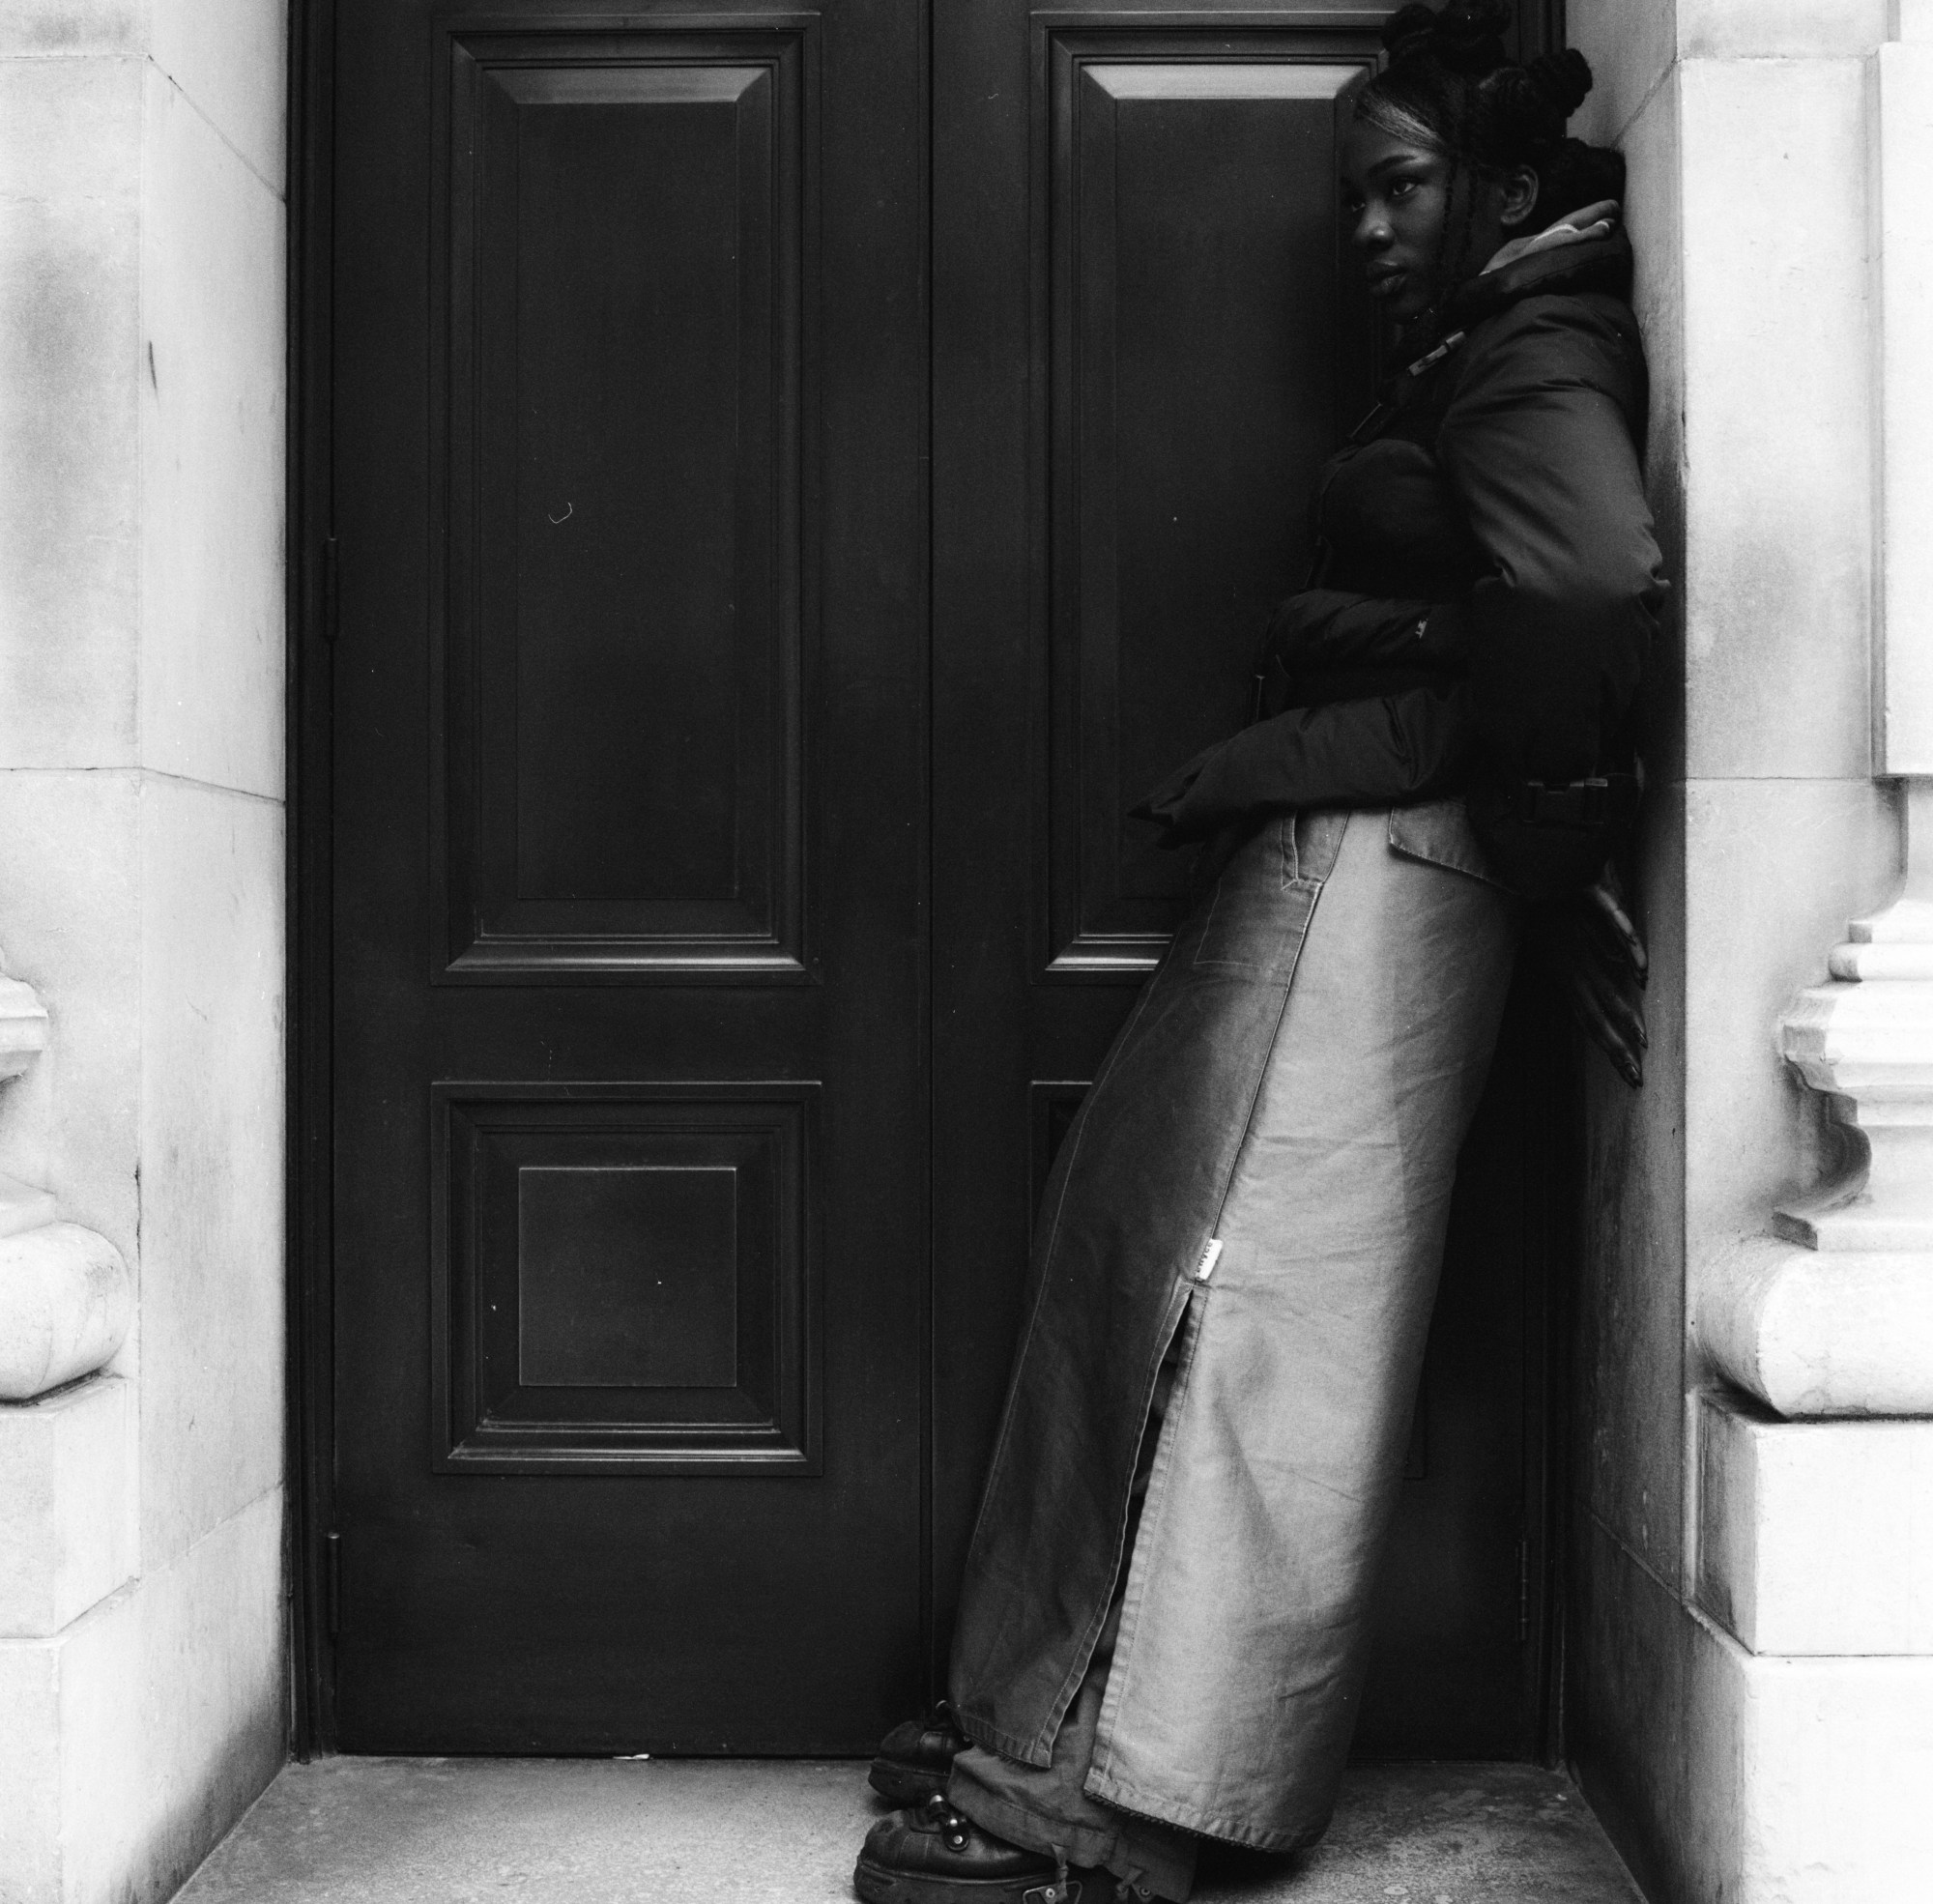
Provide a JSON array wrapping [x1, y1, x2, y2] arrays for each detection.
[[951, 805, 1521, 1850]]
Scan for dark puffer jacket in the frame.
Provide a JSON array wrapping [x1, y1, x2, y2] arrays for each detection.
[[1137, 228, 1665, 895]]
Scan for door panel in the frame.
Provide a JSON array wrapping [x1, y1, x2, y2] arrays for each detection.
[[439, 31, 807, 977], [431, 1082, 815, 1471], [1048, 42, 1372, 969], [931, 0, 1558, 1760], [932, 0, 1392, 1665], [329, 0, 926, 1751]]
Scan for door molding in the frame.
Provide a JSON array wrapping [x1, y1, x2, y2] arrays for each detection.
[[287, 0, 337, 1756]]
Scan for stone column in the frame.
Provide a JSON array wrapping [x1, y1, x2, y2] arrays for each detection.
[[0, 7, 289, 1901], [1563, 5, 1933, 1900], [1681, 8, 1933, 1900]]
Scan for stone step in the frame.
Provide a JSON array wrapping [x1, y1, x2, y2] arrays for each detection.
[[173, 1756, 1643, 1904]]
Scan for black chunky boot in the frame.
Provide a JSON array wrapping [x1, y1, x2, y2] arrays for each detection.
[[853, 1796, 1084, 1904], [868, 1700, 971, 1806]]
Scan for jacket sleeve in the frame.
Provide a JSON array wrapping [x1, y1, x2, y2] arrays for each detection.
[[1257, 591, 1469, 718], [1131, 681, 1475, 846], [1436, 298, 1663, 785], [1264, 589, 1467, 680]]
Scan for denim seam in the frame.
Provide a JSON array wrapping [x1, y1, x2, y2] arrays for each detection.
[[1083, 1277, 1212, 1792], [1044, 1268, 1199, 1772], [1204, 889, 1334, 1234], [979, 958, 1175, 1764]]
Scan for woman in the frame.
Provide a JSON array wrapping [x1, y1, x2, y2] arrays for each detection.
[[858, 6, 1662, 1901]]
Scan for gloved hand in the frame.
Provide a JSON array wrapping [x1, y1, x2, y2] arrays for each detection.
[[1541, 860, 1647, 1086], [1258, 592, 1467, 717], [1131, 682, 1474, 847]]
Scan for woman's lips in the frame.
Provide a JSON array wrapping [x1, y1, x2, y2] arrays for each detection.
[[1366, 266, 1408, 300]]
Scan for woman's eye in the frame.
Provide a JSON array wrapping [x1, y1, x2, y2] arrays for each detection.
[[1389, 179, 1418, 201]]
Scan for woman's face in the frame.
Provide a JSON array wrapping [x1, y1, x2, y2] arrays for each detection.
[[1340, 116, 1538, 326]]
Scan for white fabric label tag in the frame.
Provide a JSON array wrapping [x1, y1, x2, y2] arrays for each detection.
[[1192, 1238, 1224, 1284]]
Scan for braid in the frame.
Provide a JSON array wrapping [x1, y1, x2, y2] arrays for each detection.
[[1441, 151, 1480, 302]]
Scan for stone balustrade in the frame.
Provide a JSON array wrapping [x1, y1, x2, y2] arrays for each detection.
[[1697, 786, 1933, 1418], [0, 961, 133, 1399], [1696, 800, 1933, 1428], [0, 950, 138, 1688]]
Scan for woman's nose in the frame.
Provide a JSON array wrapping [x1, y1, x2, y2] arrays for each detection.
[[1351, 205, 1390, 251]]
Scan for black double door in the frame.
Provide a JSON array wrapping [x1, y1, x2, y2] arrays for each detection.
[[317, 0, 1562, 1756]]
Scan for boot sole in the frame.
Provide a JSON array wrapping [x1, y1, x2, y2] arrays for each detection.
[[867, 1759, 950, 1807], [852, 1857, 1082, 1904]]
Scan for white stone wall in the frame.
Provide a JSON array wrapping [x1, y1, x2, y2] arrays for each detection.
[[0, 4, 288, 1900], [1568, 3, 1933, 1899]]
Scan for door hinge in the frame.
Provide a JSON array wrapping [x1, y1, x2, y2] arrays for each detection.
[[326, 1530, 342, 1637], [319, 536, 340, 644], [1516, 1535, 1531, 1643]]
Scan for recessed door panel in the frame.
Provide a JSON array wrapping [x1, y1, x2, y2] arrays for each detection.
[[432, 1082, 815, 1472], [439, 33, 807, 979], [1050, 46, 1371, 970]]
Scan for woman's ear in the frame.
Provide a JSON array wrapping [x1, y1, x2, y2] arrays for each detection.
[[1497, 164, 1542, 230]]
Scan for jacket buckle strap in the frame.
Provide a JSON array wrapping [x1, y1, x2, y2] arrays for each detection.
[[1022, 1884, 1082, 1904], [1512, 774, 1638, 830], [1404, 328, 1467, 377]]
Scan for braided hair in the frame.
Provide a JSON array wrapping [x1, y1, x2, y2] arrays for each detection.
[[1357, 1, 1624, 251], [1369, 2, 1624, 219]]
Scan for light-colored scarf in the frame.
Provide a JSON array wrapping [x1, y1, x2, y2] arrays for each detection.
[[1482, 197, 1622, 274]]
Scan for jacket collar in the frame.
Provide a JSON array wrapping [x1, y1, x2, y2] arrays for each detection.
[[1438, 225, 1634, 332], [1393, 226, 1636, 364], [1366, 225, 1638, 422]]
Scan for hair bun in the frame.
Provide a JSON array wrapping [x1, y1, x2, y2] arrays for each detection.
[[1380, 0, 1511, 72], [1379, 3, 1443, 62], [1526, 47, 1594, 121], [1429, 0, 1513, 73]]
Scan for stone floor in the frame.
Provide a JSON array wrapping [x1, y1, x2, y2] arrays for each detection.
[[175, 1757, 1643, 1904]]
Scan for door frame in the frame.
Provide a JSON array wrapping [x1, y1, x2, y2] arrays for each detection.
[[287, 0, 338, 1758], [284, 0, 1574, 1759]]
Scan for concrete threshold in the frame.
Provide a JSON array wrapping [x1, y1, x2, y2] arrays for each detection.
[[175, 1758, 1643, 1904]]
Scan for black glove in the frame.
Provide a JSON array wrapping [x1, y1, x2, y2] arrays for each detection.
[[1258, 593, 1468, 718], [1536, 860, 1647, 1087], [1132, 682, 1475, 848]]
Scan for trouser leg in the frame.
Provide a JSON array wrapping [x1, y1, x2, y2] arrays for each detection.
[[1070, 817, 1522, 1842], [946, 1356, 1197, 1903]]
